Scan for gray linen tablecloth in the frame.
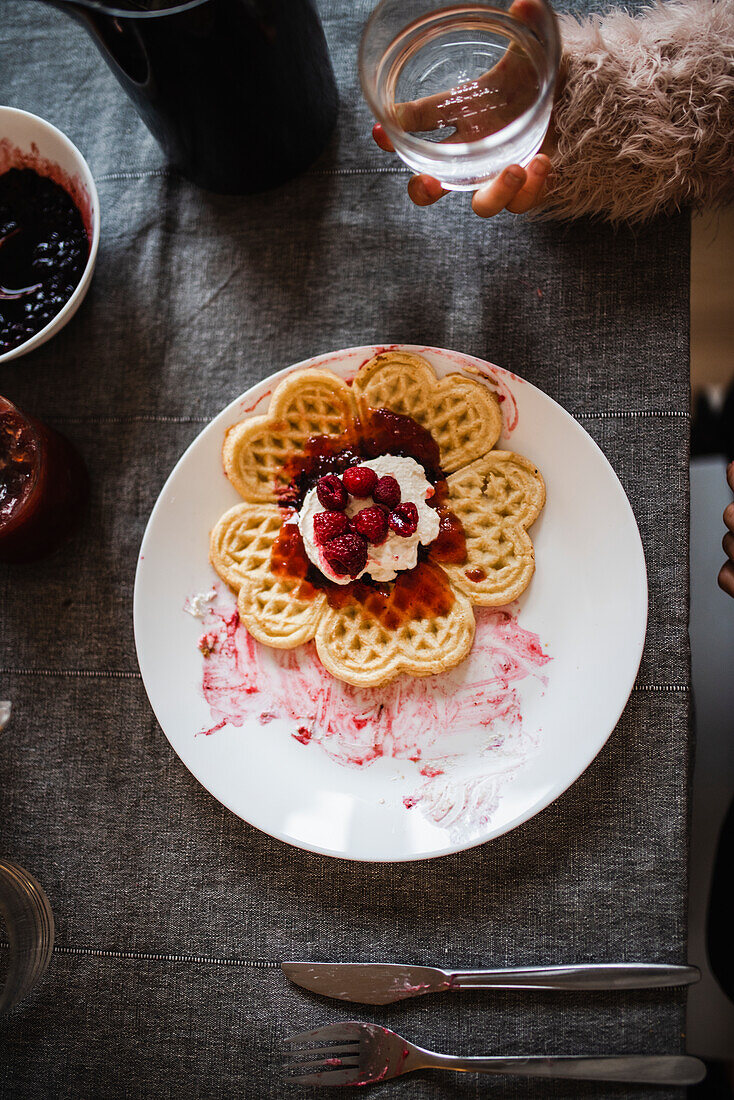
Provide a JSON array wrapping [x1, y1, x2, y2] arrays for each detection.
[[0, 1, 691, 1096]]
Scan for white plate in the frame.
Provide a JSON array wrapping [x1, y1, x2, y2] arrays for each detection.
[[134, 345, 647, 862]]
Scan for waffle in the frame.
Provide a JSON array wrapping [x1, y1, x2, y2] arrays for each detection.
[[315, 585, 476, 688], [223, 369, 354, 502], [442, 452, 546, 605], [210, 503, 326, 647], [351, 350, 503, 472], [210, 502, 283, 591], [209, 350, 544, 687]]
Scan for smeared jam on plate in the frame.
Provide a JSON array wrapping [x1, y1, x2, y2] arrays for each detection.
[[271, 407, 467, 626], [1, 168, 89, 354]]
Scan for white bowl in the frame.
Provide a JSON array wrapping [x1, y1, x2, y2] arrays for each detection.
[[0, 106, 100, 365]]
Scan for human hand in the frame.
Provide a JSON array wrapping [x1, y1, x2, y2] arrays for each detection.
[[372, 0, 556, 217], [718, 461, 734, 597]]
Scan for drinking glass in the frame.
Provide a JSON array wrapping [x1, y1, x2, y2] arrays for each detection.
[[359, 0, 560, 190], [0, 859, 55, 1013]]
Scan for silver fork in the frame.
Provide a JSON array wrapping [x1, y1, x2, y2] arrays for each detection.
[[282, 1022, 706, 1088]]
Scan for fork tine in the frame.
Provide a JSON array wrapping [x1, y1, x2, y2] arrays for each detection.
[[283, 1025, 354, 1046], [283, 1060, 360, 1076], [283, 1056, 360, 1070], [285, 1068, 361, 1087], [281, 1045, 358, 1060]]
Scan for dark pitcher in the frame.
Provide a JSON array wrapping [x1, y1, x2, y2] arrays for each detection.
[[34, 0, 339, 194]]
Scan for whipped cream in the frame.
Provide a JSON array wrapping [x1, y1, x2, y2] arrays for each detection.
[[183, 588, 217, 618], [298, 455, 440, 584]]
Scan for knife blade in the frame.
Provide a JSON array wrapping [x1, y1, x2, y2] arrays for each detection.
[[281, 962, 700, 1006]]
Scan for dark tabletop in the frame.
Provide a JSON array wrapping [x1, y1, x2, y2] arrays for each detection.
[[0, 1, 691, 1097]]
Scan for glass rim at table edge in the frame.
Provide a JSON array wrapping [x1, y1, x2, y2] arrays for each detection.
[[133, 344, 649, 862], [358, 2, 561, 167]]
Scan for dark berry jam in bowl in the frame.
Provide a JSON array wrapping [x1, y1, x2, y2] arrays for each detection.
[[0, 107, 100, 364], [0, 396, 89, 563]]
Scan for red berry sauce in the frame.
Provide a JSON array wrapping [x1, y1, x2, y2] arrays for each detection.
[[326, 560, 455, 630], [269, 518, 326, 600], [270, 406, 469, 628], [1, 168, 90, 354], [426, 480, 467, 564], [278, 407, 443, 510], [465, 567, 486, 582]]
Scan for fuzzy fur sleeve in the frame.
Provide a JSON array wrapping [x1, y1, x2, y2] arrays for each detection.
[[537, 0, 734, 222]]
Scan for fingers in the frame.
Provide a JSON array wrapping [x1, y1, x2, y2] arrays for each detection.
[[472, 156, 551, 218], [407, 174, 448, 206], [472, 166, 527, 217], [718, 561, 734, 597], [394, 92, 449, 134], [373, 124, 448, 207], [372, 126, 551, 217], [372, 124, 394, 153], [508, 0, 545, 31], [506, 154, 552, 213], [719, 466, 734, 596]]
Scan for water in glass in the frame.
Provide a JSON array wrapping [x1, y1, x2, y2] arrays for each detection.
[[361, 1, 559, 190]]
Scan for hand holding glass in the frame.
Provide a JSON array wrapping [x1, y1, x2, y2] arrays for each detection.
[[360, 0, 560, 191]]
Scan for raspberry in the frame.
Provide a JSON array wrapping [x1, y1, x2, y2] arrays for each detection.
[[313, 510, 349, 545], [343, 465, 378, 498], [372, 475, 401, 509], [316, 474, 347, 511], [322, 533, 368, 577], [353, 505, 389, 545], [388, 501, 419, 537]]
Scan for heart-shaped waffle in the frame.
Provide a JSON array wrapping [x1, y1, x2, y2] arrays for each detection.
[[223, 369, 355, 502], [209, 351, 544, 687], [441, 452, 546, 605], [351, 351, 502, 472], [211, 503, 325, 646], [315, 573, 476, 687]]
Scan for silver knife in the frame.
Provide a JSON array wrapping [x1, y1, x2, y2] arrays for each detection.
[[282, 962, 700, 1005]]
